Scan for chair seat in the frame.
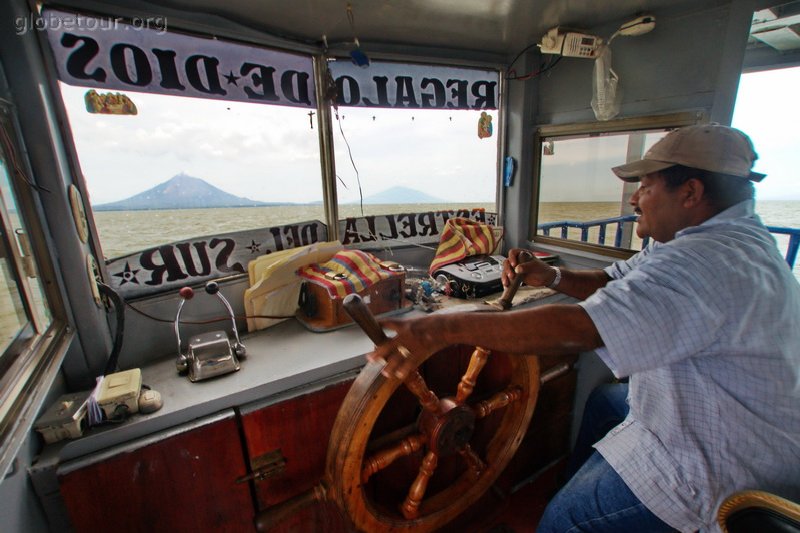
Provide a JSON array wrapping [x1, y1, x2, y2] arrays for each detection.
[[719, 490, 800, 533]]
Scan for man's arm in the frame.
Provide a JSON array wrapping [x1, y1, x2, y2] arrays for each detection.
[[372, 304, 603, 379], [503, 248, 611, 300]]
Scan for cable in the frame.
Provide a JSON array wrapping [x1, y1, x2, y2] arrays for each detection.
[[507, 56, 562, 81], [122, 298, 295, 324], [98, 282, 125, 376], [505, 38, 565, 81], [505, 42, 541, 79], [334, 110, 365, 216], [0, 126, 51, 193]]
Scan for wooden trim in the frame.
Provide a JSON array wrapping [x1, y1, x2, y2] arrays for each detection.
[[536, 111, 704, 139], [718, 490, 800, 533], [532, 235, 637, 261], [528, 111, 707, 247]]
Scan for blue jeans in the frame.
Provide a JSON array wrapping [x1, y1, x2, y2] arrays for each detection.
[[563, 383, 630, 481], [537, 383, 674, 533]]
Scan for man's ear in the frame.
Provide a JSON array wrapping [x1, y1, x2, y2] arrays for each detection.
[[682, 178, 705, 207]]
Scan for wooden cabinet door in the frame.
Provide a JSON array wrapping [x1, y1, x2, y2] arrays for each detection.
[[58, 412, 253, 533], [240, 379, 353, 532]]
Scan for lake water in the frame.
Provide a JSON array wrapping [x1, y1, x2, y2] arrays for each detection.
[[93, 201, 800, 276], [0, 201, 797, 341]]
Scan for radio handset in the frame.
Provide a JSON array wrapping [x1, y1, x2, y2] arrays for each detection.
[[539, 27, 602, 58]]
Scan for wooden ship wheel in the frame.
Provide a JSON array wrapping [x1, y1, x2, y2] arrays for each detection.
[[326, 294, 541, 532], [255, 264, 542, 532], [325, 298, 539, 532]]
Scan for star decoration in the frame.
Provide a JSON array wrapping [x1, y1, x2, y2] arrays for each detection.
[[113, 261, 141, 285], [246, 240, 261, 253], [224, 71, 240, 86]]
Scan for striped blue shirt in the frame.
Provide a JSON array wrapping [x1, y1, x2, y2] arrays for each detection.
[[580, 199, 800, 533]]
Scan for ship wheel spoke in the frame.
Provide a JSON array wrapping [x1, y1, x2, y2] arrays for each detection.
[[403, 370, 443, 415], [455, 346, 491, 404], [473, 385, 524, 419], [401, 450, 439, 519], [458, 443, 486, 478], [361, 433, 427, 484]]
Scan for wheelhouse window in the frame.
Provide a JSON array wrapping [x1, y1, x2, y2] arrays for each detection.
[[0, 112, 52, 352], [45, 11, 501, 297], [332, 106, 498, 218], [534, 124, 680, 251], [45, 9, 326, 298], [0, 102, 61, 478], [59, 87, 324, 259], [328, 60, 500, 249]]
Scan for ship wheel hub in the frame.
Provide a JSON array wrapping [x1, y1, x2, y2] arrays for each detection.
[[418, 397, 476, 456]]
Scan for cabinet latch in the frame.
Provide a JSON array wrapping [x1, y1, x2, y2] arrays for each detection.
[[236, 448, 287, 484]]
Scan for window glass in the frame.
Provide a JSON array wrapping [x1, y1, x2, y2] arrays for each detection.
[[0, 229, 26, 355], [0, 123, 52, 361], [58, 84, 325, 260], [333, 107, 498, 219], [732, 66, 800, 280], [536, 130, 667, 249]]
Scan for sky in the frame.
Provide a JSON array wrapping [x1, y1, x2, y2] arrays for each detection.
[[731, 67, 800, 201], [59, 65, 800, 206], [59, 83, 499, 205]]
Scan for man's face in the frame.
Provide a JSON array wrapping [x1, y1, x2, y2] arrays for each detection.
[[630, 173, 691, 243]]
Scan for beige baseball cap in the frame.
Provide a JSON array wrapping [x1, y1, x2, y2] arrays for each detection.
[[612, 123, 766, 182]]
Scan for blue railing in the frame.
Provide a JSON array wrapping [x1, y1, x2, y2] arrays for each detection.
[[539, 215, 649, 249], [765, 226, 800, 269], [538, 215, 799, 269]]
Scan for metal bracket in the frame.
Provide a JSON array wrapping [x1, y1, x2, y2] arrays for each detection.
[[236, 449, 287, 484]]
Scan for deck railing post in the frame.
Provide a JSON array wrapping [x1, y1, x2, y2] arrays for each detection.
[[786, 234, 799, 269]]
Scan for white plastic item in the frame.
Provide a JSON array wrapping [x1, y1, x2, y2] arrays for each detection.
[[540, 27, 602, 58], [96, 368, 142, 417], [617, 15, 656, 37], [591, 44, 620, 121], [34, 391, 90, 444]]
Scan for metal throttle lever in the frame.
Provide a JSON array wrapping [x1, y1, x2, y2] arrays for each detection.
[[488, 250, 533, 311], [174, 281, 245, 382]]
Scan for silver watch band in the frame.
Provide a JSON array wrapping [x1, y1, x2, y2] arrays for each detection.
[[547, 266, 562, 289]]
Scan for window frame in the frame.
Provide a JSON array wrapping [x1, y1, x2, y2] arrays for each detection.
[[44, 7, 505, 295], [530, 112, 702, 256], [0, 99, 71, 480]]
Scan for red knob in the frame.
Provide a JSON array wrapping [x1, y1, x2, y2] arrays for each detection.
[[179, 286, 194, 300]]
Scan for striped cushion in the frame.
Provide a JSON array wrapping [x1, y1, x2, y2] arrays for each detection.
[[428, 218, 499, 274], [297, 250, 401, 299]]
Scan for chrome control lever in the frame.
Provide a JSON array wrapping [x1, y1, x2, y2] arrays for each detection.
[[174, 281, 244, 382]]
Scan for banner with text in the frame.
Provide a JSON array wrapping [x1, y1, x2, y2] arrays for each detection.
[[105, 211, 498, 298], [44, 9, 316, 108], [106, 220, 326, 298], [43, 9, 498, 111], [328, 60, 498, 110], [338, 209, 498, 249]]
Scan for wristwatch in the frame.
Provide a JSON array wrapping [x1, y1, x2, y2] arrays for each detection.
[[547, 266, 562, 289]]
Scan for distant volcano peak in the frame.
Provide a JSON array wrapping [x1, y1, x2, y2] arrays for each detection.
[[93, 174, 273, 211]]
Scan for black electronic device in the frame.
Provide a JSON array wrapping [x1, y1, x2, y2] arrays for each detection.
[[432, 254, 506, 299]]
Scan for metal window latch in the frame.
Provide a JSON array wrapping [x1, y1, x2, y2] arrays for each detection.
[[174, 281, 246, 382], [14, 228, 36, 278], [235, 449, 287, 484]]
